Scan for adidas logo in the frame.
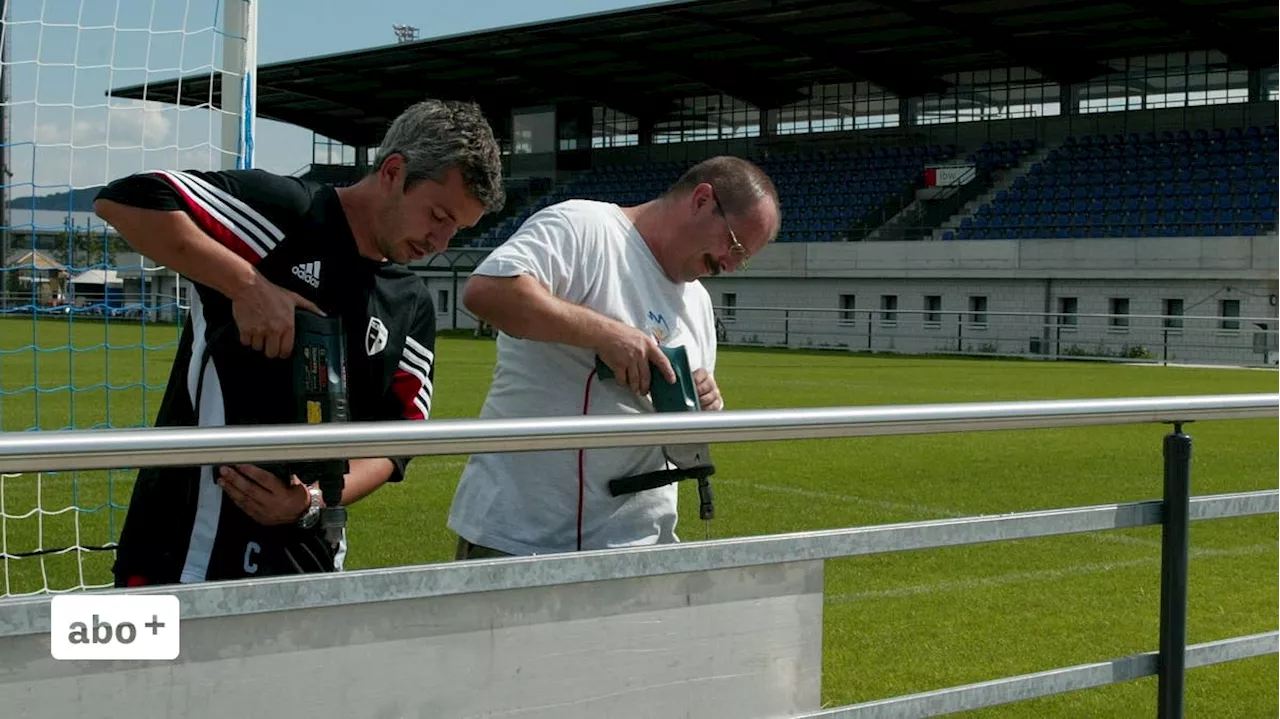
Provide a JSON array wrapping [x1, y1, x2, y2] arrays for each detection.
[[291, 260, 321, 288]]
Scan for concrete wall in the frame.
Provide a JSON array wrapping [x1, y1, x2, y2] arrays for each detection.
[[701, 276, 1277, 366], [422, 235, 1279, 366], [730, 234, 1277, 280], [1, 561, 823, 719], [700, 235, 1278, 366]]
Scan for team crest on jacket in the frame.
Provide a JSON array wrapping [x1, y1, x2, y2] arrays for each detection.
[[365, 316, 389, 356]]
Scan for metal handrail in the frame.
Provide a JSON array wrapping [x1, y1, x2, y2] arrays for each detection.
[[0, 394, 1274, 473], [712, 304, 1280, 324]]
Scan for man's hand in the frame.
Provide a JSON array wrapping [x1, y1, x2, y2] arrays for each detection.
[[595, 323, 677, 397], [216, 464, 311, 526], [693, 368, 723, 411], [463, 275, 679, 397], [229, 272, 325, 359], [91, 201, 320, 359]]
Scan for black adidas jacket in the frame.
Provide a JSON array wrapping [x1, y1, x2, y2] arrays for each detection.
[[95, 168, 436, 584]]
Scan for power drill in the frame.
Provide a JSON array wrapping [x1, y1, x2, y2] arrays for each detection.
[[263, 310, 350, 548], [594, 344, 717, 536]]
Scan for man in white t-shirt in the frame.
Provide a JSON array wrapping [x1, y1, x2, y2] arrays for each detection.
[[448, 156, 780, 558]]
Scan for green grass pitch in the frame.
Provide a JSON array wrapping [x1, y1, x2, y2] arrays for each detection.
[[1, 316, 1276, 716]]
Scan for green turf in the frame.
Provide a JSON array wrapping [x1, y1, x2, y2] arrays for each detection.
[[1, 316, 1276, 716]]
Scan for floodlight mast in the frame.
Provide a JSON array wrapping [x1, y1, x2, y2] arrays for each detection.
[[393, 24, 419, 43]]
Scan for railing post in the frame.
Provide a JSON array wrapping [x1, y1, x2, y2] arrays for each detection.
[[1158, 421, 1192, 719]]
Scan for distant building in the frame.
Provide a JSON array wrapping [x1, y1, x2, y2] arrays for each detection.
[[2, 249, 69, 308], [113, 252, 186, 323]]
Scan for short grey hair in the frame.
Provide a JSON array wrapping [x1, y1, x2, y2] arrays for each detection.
[[370, 99, 506, 212], [665, 155, 779, 221]]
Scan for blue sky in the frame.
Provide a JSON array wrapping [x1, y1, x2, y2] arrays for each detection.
[[251, 0, 668, 175], [4, 0, 664, 195]]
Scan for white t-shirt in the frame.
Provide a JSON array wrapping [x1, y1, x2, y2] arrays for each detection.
[[447, 199, 718, 555]]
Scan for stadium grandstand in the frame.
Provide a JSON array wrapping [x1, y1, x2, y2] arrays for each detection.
[[77, 0, 1280, 367]]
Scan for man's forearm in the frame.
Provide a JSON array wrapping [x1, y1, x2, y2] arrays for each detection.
[[93, 199, 258, 301], [338, 458, 397, 506], [464, 275, 615, 350]]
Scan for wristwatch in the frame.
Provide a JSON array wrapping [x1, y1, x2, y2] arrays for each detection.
[[296, 484, 322, 529]]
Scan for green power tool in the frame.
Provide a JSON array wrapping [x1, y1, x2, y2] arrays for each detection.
[[594, 344, 716, 534]]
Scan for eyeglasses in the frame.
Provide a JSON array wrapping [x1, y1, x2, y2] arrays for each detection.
[[711, 189, 749, 270]]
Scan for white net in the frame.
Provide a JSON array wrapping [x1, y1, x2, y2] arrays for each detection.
[[0, 0, 257, 596]]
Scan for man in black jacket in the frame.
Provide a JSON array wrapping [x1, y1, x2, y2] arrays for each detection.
[[94, 98, 505, 586]]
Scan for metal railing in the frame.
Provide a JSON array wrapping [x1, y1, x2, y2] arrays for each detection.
[[0, 393, 1276, 719], [0, 394, 1272, 473], [714, 305, 1280, 367]]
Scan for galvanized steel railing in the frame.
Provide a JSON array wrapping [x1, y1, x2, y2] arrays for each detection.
[[0, 394, 1273, 473], [0, 393, 1276, 719]]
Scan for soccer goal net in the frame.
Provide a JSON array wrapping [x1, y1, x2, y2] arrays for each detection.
[[0, 0, 257, 596]]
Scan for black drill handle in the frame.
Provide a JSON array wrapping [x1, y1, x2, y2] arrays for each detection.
[[698, 477, 715, 521]]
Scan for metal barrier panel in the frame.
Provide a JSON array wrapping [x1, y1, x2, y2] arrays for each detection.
[[0, 395, 1273, 718], [0, 560, 823, 719]]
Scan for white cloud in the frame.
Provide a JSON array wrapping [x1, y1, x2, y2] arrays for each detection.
[[91, 101, 174, 148], [11, 101, 256, 192], [2, 0, 314, 199], [30, 100, 174, 149], [11, 97, 314, 200]]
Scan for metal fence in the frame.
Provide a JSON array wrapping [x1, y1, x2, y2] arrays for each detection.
[[715, 305, 1280, 367], [0, 393, 1276, 719]]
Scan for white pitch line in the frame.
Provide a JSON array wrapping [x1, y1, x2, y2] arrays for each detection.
[[827, 543, 1274, 605], [738, 481, 968, 519], [734, 481, 1263, 554]]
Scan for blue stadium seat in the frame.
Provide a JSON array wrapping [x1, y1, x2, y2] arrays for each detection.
[[474, 127, 1275, 247], [948, 124, 1280, 241], [471, 140, 962, 245]]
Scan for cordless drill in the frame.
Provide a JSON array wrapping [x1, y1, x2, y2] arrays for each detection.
[[595, 344, 717, 533], [264, 310, 350, 547]]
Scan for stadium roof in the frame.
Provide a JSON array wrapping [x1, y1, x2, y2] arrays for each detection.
[[110, 0, 1278, 147]]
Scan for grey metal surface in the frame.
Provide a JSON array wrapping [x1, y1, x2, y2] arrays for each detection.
[[1188, 489, 1279, 520], [0, 561, 824, 719], [0, 393, 1274, 473], [795, 631, 1278, 718], [1184, 631, 1280, 669], [2, 490, 1272, 638]]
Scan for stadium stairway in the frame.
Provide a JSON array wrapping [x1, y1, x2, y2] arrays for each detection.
[[773, 144, 956, 243], [860, 140, 1035, 242], [467, 143, 958, 248], [929, 140, 1053, 241], [942, 125, 1280, 240]]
